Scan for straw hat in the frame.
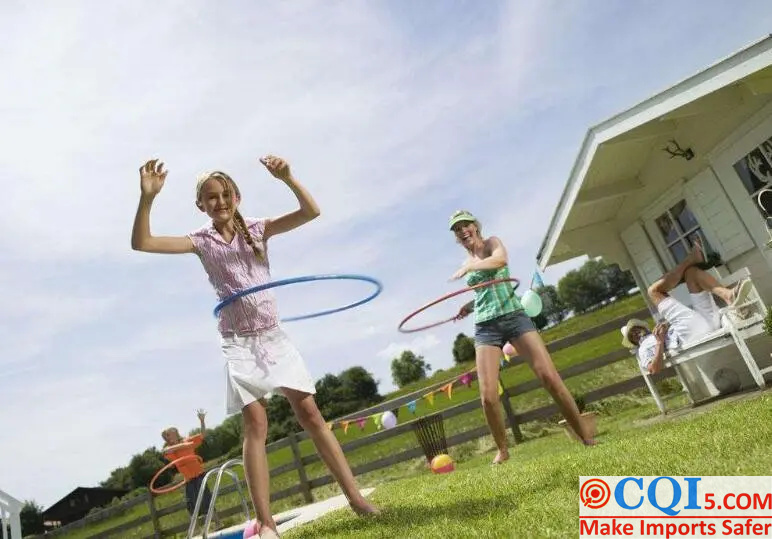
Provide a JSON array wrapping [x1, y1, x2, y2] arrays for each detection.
[[620, 318, 650, 348]]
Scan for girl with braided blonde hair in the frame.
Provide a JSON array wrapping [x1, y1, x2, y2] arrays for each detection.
[[131, 155, 379, 538]]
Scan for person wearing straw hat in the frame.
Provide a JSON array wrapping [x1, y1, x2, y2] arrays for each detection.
[[621, 241, 752, 374], [448, 209, 597, 464]]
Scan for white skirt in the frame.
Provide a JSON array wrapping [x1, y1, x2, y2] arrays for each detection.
[[220, 325, 316, 415]]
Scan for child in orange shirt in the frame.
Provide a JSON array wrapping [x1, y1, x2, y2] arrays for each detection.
[[161, 409, 216, 520]]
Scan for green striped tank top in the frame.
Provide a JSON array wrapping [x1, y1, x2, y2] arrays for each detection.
[[465, 265, 523, 324]]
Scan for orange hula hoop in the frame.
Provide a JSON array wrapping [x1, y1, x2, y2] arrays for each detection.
[[149, 454, 203, 495], [398, 277, 520, 333]]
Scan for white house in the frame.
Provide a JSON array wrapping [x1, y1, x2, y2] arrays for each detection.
[[0, 489, 22, 539], [537, 35, 772, 407]]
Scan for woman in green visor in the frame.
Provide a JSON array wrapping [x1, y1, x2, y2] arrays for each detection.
[[449, 210, 597, 463]]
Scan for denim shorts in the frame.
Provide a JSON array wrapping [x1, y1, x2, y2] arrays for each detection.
[[474, 310, 536, 348]]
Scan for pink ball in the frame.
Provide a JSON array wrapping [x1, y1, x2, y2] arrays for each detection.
[[502, 342, 515, 357], [243, 519, 259, 539]]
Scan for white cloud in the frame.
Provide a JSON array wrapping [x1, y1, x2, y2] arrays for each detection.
[[376, 334, 442, 361], [0, 0, 549, 263], [0, 291, 120, 367]]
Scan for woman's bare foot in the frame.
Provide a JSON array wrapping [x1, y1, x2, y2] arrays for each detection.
[[350, 497, 380, 516], [492, 449, 509, 464]]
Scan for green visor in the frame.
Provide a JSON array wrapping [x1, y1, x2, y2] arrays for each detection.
[[448, 210, 478, 230]]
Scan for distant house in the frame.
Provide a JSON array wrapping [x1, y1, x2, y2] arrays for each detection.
[[42, 487, 128, 529], [537, 35, 772, 400]]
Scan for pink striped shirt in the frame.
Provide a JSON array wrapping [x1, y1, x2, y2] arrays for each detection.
[[188, 217, 279, 336]]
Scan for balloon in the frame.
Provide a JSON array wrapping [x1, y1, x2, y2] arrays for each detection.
[[430, 454, 455, 474], [521, 289, 543, 317], [502, 342, 516, 357], [381, 411, 398, 429]]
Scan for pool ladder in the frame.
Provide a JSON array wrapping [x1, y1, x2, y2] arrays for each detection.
[[187, 458, 251, 539]]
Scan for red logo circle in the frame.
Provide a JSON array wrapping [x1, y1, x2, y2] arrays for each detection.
[[581, 478, 611, 509]]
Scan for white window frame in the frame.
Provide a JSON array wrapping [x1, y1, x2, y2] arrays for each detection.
[[641, 180, 691, 268], [708, 102, 772, 266], [653, 200, 710, 265], [639, 181, 702, 308]]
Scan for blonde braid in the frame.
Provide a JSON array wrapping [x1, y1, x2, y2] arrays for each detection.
[[233, 208, 265, 262]]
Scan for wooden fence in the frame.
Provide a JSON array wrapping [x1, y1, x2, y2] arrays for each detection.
[[38, 307, 673, 538]]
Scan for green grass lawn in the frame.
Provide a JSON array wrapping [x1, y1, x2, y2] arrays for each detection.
[[54, 295, 663, 538], [284, 390, 772, 538]]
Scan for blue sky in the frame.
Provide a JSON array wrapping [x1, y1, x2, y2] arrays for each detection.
[[2, 0, 771, 510]]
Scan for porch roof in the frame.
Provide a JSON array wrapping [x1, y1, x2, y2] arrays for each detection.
[[537, 35, 772, 271]]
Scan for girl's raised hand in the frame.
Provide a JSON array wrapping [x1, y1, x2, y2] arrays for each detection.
[[259, 155, 292, 181], [139, 159, 168, 196]]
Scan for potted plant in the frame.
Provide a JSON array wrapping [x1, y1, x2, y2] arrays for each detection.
[[558, 396, 599, 442]]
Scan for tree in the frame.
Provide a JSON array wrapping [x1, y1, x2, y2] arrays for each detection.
[[391, 350, 431, 388], [318, 367, 381, 418], [197, 416, 243, 462], [101, 465, 133, 490], [600, 261, 636, 299], [557, 262, 607, 313], [266, 394, 299, 442], [531, 311, 549, 330], [314, 373, 343, 414], [20, 501, 44, 536], [338, 366, 380, 404], [451, 333, 475, 365], [556, 258, 637, 314], [128, 448, 170, 490], [537, 284, 569, 325]]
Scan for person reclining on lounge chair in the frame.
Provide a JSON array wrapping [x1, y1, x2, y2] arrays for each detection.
[[621, 241, 752, 374]]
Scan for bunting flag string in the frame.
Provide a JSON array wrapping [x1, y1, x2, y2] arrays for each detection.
[[323, 353, 513, 434]]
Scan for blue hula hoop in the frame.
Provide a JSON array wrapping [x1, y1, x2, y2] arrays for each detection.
[[213, 274, 383, 322]]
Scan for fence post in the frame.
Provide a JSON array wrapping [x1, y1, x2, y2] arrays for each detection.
[[499, 378, 524, 443], [288, 432, 314, 503], [146, 491, 161, 538]]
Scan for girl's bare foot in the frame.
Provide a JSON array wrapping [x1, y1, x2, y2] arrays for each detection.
[[350, 498, 380, 516], [258, 524, 280, 539], [492, 449, 509, 464]]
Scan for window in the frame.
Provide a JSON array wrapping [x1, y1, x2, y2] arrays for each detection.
[[733, 134, 772, 215], [654, 200, 714, 263]]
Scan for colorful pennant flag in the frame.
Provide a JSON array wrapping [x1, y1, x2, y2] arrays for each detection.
[[325, 365, 494, 435]]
